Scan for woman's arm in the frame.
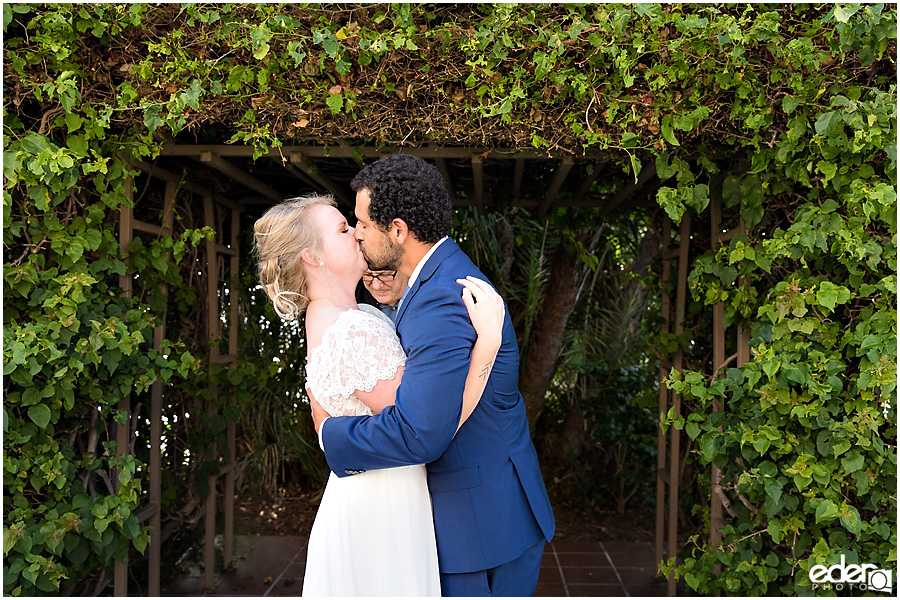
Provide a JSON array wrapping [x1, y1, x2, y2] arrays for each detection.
[[456, 277, 505, 431], [353, 365, 403, 414], [354, 277, 504, 428]]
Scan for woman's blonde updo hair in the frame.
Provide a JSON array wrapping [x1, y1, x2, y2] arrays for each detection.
[[253, 194, 336, 320]]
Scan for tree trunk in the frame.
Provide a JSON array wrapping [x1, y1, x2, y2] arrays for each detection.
[[519, 228, 591, 431]]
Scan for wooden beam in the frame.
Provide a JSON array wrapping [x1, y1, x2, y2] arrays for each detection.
[[339, 139, 366, 167], [571, 162, 605, 205], [513, 158, 525, 204], [471, 155, 484, 216], [160, 143, 584, 161], [132, 159, 243, 211], [434, 157, 457, 203], [598, 161, 658, 217], [538, 156, 574, 217], [131, 219, 163, 236], [132, 159, 184, 185], [612, 181, 663, 214], [283, 163, 327, 195], [196, 153, 283, 201], [289, 152, 353, 207]]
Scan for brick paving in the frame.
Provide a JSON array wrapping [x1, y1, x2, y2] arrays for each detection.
[[162, 535, 671, 597]]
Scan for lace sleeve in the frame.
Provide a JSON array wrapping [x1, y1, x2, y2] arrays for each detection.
[[305, 306, 406, 417]]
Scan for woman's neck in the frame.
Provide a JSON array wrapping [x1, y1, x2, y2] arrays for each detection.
[[305, 269, 358, 308]]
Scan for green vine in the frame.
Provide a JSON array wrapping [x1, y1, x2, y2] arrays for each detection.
[[3, 3, 896, 595]]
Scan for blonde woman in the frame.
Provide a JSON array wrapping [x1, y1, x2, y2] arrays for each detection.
[[253, 195, 504, 596]]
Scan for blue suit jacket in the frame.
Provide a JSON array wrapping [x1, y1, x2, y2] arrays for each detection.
[[321, 239, 555, 573]]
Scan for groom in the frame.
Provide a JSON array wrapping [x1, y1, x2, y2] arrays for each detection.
[[311, 153, 555, 596]]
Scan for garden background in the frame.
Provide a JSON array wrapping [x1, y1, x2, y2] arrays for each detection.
[[3, 3, 896, 596]]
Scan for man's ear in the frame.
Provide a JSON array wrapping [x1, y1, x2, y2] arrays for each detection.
[[300, 247, 319, 267], [391, 218, 410, 244]]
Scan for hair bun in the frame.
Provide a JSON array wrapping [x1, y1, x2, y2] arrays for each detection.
[[253, 195, 336, 320]]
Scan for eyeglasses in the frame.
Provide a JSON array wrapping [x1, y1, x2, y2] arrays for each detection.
[[362, 270, 397, 284]]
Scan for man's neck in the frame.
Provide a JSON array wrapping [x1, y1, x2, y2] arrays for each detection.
[[399, 241, 433, 279]]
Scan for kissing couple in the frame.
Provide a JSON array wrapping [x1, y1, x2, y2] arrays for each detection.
[[253, 154, 555, 596]]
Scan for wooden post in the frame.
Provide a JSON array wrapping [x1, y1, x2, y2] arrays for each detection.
[[146, 181, 176, 595], [114, 178, 134, 597], [203, 195, 219, 591], [223, 207, 240, 569], [668, 213, 691, 596], [709, 197, 725, 558], [655, 218, 672, 572], [736, 212, 752, 369]]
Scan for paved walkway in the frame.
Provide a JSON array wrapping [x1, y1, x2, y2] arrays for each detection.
[[162, 535, 670, 597]]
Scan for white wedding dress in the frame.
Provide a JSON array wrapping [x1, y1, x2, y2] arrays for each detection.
[[301, 304, 441, 597]]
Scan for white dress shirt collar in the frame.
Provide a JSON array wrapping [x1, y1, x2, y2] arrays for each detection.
[[407, 236, 449, 291], [397, 236, 449, 311]]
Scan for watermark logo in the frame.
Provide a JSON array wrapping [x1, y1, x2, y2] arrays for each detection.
[[809, 554, 893, 594]]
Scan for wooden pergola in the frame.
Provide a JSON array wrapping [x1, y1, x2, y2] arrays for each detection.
[[115, 141, 739, 596]]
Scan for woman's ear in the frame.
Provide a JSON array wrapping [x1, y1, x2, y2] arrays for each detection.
[[391, 218, 409, 244], [300, 247, 319, 267]]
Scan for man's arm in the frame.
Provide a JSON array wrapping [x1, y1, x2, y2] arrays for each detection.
[[321, 282, 476, 475]]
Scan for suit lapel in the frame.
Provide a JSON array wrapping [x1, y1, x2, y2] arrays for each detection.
[[395, 239, 460, 328]]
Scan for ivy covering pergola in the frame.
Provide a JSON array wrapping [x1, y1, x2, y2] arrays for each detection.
[[3, 4, 896, 597]]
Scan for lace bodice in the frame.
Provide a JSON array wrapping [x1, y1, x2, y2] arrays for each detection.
[[305, 304, 406, 417]]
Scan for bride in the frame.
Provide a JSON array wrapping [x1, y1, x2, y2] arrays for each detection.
[[253, 195, 505, 596]]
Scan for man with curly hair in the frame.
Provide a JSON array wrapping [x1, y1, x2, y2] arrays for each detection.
[[311, 153, 555, 596]]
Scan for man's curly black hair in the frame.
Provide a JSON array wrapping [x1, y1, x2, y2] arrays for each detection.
[[350, 153, 451, 244]]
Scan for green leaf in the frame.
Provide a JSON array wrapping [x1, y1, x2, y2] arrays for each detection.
[[840, 506, 862, 535], [815, 499, 840, 523], [661, 115, 680, 146], [758, 460, 778, 478], [816, 429, 834, 456], [226, 65, 250, 93], [814, 111, 841, 136], [133, 531, 149, 554], [621, 131, 639, 148], [765, 479, 783, 504], [686, 421, 701, 440], [252, 41, 270, 60], [782, 95, 801, 114], [768, 519, 784, 543], [326, 93, 343, 115], [3, 528, 17, 555], [94, 517, 109, 534], [656, 187, 685, 223], [816, 281, 851, 311], [143, 106, 164, 132], [840, 451, 865, 473], [699, 431, 719, 463], [831, 439, 851, 457], [817, 160, 837, 183], [27, 404, 51, 429], [64, 113, 84, 133], [123, 515, 140, 539]]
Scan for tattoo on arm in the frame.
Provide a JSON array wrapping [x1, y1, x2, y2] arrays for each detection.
[[479, 361, 493, 381]]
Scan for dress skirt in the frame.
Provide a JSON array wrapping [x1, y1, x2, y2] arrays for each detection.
[[301, 464, 441, 596]]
